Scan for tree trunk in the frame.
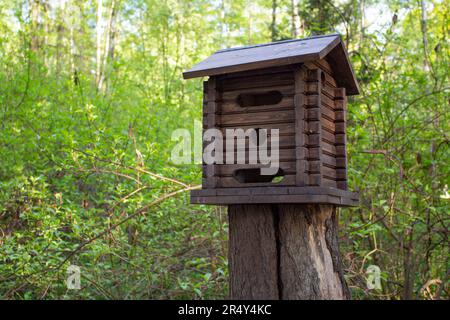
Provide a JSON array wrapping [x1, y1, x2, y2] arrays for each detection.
[[228, 204, 350, 300], [291, 0, 301, 38], [98, 0, 118, 92], [270, 0, 278, 42], [419, 0, 430, 71], [30, 0, 40, 52], [42, 0, 49, 69], [95, 0, 103, 90], [56, 0, 65, 77]]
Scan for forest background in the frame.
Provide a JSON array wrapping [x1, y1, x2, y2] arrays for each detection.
[[0, 0, 448, 299]]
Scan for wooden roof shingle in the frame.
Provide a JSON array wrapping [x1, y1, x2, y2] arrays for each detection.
[[183, 34, 359, 95]]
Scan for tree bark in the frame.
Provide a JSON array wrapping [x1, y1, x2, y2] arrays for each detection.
[[98, 0, 118, 92], [56, 0, 65, 77], [95, 0, 103, 90], [419, 0, 430, 71], [228, 204, 350, 300], [270, 0, 278, 42], [30, 0, 40, 52], [42, 0, 49, 69], [291, 0, 301, 38]]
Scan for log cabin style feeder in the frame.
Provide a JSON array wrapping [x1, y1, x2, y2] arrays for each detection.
[[184, 34, 360, 206]]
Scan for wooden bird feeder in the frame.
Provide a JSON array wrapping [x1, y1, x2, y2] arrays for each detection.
[[184, 34, 360, 207]]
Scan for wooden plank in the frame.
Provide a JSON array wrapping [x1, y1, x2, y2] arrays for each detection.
[[335, 110, 345, 122], [191, 189, 216, 197], [322, 154, 337, 168], [335, 157, 346, 168], [304, 61, 337, 88], [313, 59, 334, 78], [307, 163, 343, 180], [216, 162, 296, 176], [308, 68, 323, 186], [191, 186, 359, 205], [250, 187, 290, 195], [221, 71, 294, 91], [308, 160, 320, 173], [335, 122, 345, 133], [321, 104, 336, 121], [311, 123, 341, 142], [216, 188, 252, 196], [310, 118, 340, 133], [334, 87, 348, 190], [220, 122, 296, 133], [336, 145, 345, 156], [203, 81, 208, 110], [337, 181, 348, 190], [321, 166, 337, 180], [306, 105, 337, 124], [336, 168, 346, 180], [221, 85, 294, 100], [322, 140, 337, 156], [218, 175, 296, 188], [334, 88, 346, 99], [308, 174, 321, 186], [226, 148, 296, 162], [204, 77, 219, 188], [220, 109, 295, 126], [306, 108, 320, 121], [230, 134, 295, 151], [321, 129, 335, 144], [202, 81, 208, 129], [305, 82, 319, 94], [322, 177, 337, 188], [307, 48, 359, 96], [308, 147, 321, 160], [294, 67, 307, 186], [306, 133, 320, 146], [335, 133, 345, 145], [334, 99, 346, 111], [320, 93, 336, 110], [287, 186, 358, 199], [306, 120, 320, 134], [218, 187, 285, 196], [217, 186, 358, 198], [321, 84, 335, 100], [217, 65, 297, 80], [325, 41, 360, 95], [220, 96, 294, 114], [191, 194, 343, 205]]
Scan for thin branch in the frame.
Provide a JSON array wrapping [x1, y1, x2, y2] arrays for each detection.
[[55, 184, 200, 270], [72, 147, 189, 188]]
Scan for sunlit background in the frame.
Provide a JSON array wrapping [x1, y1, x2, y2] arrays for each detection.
[[0, 0, 448, 299]]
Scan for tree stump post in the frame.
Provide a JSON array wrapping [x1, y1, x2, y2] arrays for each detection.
[[228, 204, 350, 300]]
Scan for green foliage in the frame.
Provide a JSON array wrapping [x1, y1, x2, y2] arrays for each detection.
[[0, 0, 448, 300]]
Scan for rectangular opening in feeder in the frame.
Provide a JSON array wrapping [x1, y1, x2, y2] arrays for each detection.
[[237, 91, 283, 108], [233, 168, 285, 184]]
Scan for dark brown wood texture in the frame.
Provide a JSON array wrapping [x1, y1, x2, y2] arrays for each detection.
[[302, 60, 348, 190], [228, 204, 279, 299], [229, 204, 350, 299], [206, 67, 297, 188], [294, 67, 307, 186], [191, 186, 358, 206], [183, 34, 359, 95], [200, 60, 350, 196], [203, 77, 219, 188], [188, 38, 358, 301]]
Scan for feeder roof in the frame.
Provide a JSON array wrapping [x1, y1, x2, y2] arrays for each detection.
[[183, 34, 359, 95]]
